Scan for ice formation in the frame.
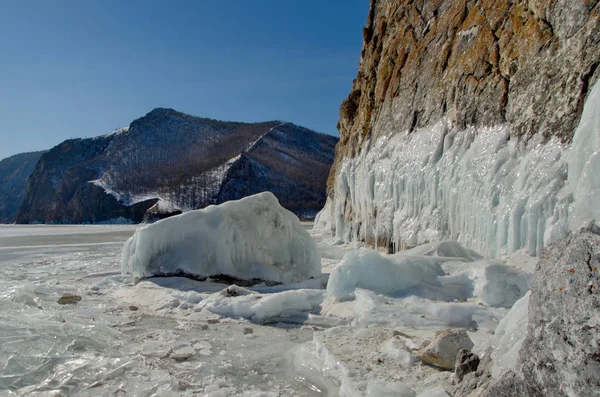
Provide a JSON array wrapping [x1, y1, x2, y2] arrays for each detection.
[[568, 80, 600, 230], [326, 251, 445, 301], [121, 192, 321, 284], [490, 291, 530, 377], [327, 241, 530, 308], [325, 80, 600, 257]]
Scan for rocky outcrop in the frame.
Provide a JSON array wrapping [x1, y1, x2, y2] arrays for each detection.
[[0, 151, 46, 223], [325, 0, 600, 255], [333, 0, 600, 174], [17, 109, 337, 224], [453, 229, 600, 396]]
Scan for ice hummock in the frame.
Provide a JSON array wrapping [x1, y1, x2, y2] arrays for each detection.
[[121, 192, 321, 284]]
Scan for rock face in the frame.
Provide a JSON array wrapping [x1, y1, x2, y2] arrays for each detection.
[[325, 0, 600, 254], [454, 230, 600, 396], [16, 109, 337, 224], [416, 329, 474, 370], [513, 230, 600, 396], [334, 0, 600, 168], [0, 151, 46, 223]]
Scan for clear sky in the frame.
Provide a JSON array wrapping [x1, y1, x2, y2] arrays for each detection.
[[0, 0, 369, 159]]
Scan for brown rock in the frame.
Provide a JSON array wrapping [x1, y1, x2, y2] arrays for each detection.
[[417, 329, 474, 370], [57, 294, 82, 305]]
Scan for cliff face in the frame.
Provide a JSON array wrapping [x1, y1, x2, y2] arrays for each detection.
[[0, 151, 46, 223], [324, 0, 600, 256], [17, 109, 337, 224]]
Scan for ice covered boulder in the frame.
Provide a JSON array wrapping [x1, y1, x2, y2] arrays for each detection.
[[326, 251, 445, 301], [416, 329, 474, 370], [121, 192, 321, 284]]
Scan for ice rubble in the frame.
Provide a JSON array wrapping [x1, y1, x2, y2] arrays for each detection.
[[324, 80, 600, 257], [327, 241, 530, 308], [121, 192, 321, 284]]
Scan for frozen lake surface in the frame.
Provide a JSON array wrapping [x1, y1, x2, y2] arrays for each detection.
[[0, 224, 532, 396]]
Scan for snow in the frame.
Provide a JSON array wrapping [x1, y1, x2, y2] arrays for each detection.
[[568, 79, 600, 230], [102, 125, 130, 137], [122, 192, 321, 284]]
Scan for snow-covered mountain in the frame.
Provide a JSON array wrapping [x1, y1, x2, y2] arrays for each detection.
[[0, 151, 47, 223], [16, 109, 337, 224], [320, 0, 600, 258]]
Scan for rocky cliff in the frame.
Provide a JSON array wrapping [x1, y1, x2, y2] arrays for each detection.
[[17, 109, 337, 224], [323, 0, 600, 256], [0, 151, 46, 223]]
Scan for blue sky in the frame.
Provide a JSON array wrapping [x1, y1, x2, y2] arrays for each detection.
[[0, 0, 369, 159]]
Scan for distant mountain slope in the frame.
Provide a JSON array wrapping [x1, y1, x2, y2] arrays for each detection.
[[0, 151, 47, 223], [16, 109, 337, 224], [218, 123, 338, 217]]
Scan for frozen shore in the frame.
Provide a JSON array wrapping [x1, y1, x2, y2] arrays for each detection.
[[0, 222, 535, 396]]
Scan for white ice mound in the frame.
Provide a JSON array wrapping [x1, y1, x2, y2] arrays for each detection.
[[121, 192, 321, 284], [326, 251, 445, 301]]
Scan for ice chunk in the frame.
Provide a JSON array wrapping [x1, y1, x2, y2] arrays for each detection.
[[204, 288, 326, 323], [569, 79, 600, 230], [313, 198, 332, 233], [326, 251, 445, 301], [400, 241, 482, 261], [490, 291, 530, 377], [415, 386, 450, 397], [366, 381, 416, 397], [121, 192, 321, 284]]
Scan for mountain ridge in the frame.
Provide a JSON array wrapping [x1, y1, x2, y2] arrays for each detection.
[[16, 108, 337, 224]]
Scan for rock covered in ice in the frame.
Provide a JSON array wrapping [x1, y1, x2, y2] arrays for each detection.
[[329, 121, 571, 258], [121, 192, 321, 284], [416, 329, 474, 370]]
